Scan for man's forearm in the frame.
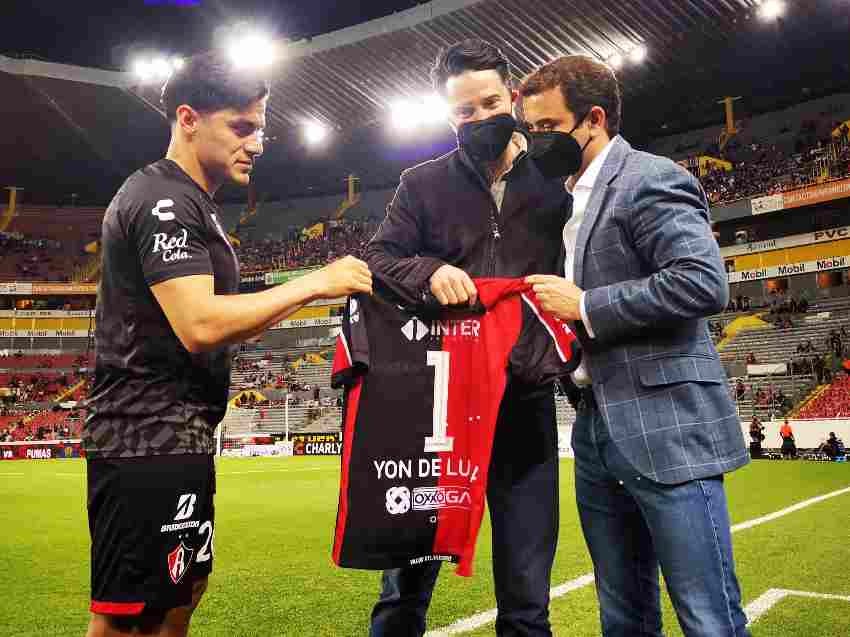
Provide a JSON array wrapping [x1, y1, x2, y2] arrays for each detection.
[[193, 277, 319, 352], [584, 263, 728, 345], [363, 241, 444, 292]]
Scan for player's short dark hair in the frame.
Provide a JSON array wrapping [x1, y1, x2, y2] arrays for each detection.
[[519, 55, 621, 137], [161, 51, 270, 122], [430, 39, 511, 95]]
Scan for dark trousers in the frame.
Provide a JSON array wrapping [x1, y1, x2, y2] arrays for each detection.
[[573, 397, 749, 637], [369, 387, 559, 637]]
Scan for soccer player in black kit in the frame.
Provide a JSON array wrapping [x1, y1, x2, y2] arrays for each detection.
[[83, 52, 371, 637]]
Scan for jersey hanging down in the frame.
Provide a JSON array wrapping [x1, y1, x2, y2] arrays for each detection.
[[331, 277, 580, 577]]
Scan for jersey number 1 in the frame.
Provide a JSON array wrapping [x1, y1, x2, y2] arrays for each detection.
[[425, 351, 453, 453]]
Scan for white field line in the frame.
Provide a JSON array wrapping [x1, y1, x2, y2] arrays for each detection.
[[426, 485, 850, 636], [731, 486, 850, 532], [744, 588, 850, 625]]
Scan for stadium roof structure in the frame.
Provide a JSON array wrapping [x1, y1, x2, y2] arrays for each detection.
[[1, 0, 848, 205]]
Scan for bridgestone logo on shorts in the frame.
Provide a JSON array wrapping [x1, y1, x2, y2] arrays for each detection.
[[161, 520, 201, 533], [412, 487, 472, 511]]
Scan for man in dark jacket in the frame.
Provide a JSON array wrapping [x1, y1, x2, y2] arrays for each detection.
[[363, 39, 571, 637]]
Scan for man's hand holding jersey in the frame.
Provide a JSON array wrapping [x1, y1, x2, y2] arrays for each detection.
[[306, 255, 373, 299], [151, 255, 371, 354], [524, 274, 584, 322], [430, 264, 478, 306]]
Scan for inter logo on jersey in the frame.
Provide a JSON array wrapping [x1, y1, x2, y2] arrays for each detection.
[[167, 541, 195, 585], [401, 317, 429, 342]]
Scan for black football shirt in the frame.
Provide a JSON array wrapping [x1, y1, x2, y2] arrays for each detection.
[[331, 278, 579, 576], [84, 159, 240, 459]]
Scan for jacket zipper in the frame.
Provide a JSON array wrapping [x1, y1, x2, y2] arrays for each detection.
[[489, 203, 500, 277], [461, 147, 526, 278]]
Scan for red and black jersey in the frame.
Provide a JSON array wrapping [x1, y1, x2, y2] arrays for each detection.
[[331, 278, 580, 576]]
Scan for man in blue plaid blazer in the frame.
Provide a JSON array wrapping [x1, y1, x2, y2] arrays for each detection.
[[521, 56, 751, 636]]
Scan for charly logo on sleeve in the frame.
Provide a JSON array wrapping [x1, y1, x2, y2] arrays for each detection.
[[152, 228, 191, 263], [151, 199, 176, 221]]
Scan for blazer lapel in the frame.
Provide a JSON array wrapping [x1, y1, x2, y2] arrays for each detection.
[[573, 136, 631, 287]]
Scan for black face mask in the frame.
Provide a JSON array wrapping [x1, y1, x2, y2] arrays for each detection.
[[529, 116, 593, 179], [457, 114, 516, 164]]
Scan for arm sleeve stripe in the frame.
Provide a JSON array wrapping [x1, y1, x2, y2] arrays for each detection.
[[339, 329, 353, 368], [521, 293, 572, 363]]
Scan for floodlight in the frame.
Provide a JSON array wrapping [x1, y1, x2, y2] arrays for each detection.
[[421, 94, 449, 124], [133, 60, 153, 81], [229, 33, 276, 69], [305, 121, 329, 145], [628, 45, 647, 64], [607, 52, 624, 69], [391, 100, 419, 130], [758, 0, 785, 21], [151, 58, 172, 79]]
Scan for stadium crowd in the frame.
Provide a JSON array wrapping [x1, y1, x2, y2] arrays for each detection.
[[3, 135, 849, 281], [700, 121, 850, 205], [0, 232, 87, 283], [236, 218, 379, 274], [2, 107, 850, 447], [0, 406, 83, 441]]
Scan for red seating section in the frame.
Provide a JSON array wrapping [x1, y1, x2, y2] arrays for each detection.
[[797, 376, 850, 419]]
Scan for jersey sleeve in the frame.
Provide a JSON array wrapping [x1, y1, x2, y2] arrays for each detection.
[[331, 294, 371, 388], [128, 190, 216, 287], [508, 291, 581, 386]]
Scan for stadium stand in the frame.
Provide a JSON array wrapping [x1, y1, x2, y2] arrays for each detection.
[[797, 375, 850, 419], [0, 206, 104, 282], [0, 407, 84, 442], [0, 352, 91, 441], [718, 297, 850, 419], [0, 353, 91, 369], [2, 94, 847, 282], [236, 218, 378, 273], [648, 93, 849, 163], [647, 92, 850, 206], [0, 64, 848, 445]]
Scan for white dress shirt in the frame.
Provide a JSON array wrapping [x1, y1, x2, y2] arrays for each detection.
[[564, 137, 616, 386]]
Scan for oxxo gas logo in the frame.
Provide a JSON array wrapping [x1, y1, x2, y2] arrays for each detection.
[[412, 487, 472, 511], [385, 486, 410, 515], [152, 228, 191, 263]]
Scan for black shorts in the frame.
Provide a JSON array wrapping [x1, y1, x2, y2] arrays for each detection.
[[87, 453, 216, 616]]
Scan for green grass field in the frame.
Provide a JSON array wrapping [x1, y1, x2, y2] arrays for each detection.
[[1, 457, 848, 636]]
